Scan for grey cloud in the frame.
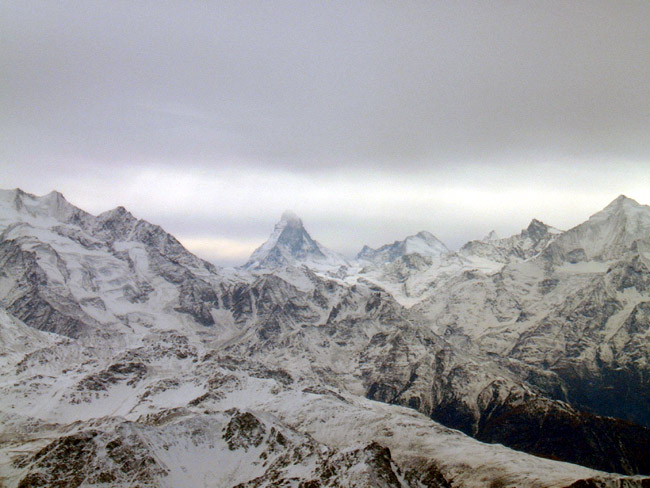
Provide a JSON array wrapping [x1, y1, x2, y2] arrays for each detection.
[[3, 1, 650, 266], [2, 1, 650, 172]]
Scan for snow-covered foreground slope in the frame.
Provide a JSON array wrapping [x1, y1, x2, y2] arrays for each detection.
[[0, 320, 638, 488], [2, 189, 650, 486]]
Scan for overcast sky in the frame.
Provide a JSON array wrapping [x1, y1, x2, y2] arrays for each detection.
[[2, 1, 650, 265]]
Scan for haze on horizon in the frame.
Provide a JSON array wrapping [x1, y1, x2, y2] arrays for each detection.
[[2, 1, 650, 266]]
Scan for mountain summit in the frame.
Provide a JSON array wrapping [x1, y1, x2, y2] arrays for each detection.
[[244, 211, 347, 270], [0, 188, 88, 225], [358, 231, 449, 264], [544, 194, 650, 263], [460, 218, 561, 264]]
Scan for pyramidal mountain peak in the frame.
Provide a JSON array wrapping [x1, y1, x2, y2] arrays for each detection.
[[607, 193, 640, 207], [545, 194, 650, 263], [93, 205, 143, 242], [598, 194, 648, 219], [414, 230, 436, 240], [588, 194, 648, 227], [523, 218, 561, 240], [244, 211, 347, 270]]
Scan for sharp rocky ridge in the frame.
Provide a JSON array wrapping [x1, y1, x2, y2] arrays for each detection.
[[2, 188, 650, 487]]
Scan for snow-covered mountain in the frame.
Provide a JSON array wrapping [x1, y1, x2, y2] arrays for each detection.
[[358, 231, 450, 264], [352, 232, 465, 308], [543, 194, 650, 263], [414, 195, 650, 430], [460, 218, 562, 265], [244, 211, 349, 272], [2, 189, 650, 487]]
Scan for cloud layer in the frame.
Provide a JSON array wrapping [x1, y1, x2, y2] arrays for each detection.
[[2, 1, 650, 265]]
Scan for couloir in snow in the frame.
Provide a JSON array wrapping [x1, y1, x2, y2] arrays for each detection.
[[2, 188, 650, 487]]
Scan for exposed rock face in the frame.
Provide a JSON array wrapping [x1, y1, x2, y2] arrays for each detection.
[[475, 397, 650, 475], [12, 407, 451, 488], [0, 239, 99, 338], [360, 318, 650, 474], [224, 411, 266, 451], [76, 361, 148, 392], [15, 427, 166, 488], [234, 439, 432, 488]]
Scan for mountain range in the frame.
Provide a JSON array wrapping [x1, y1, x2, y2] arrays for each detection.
[[2, 188, 650, 487]]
